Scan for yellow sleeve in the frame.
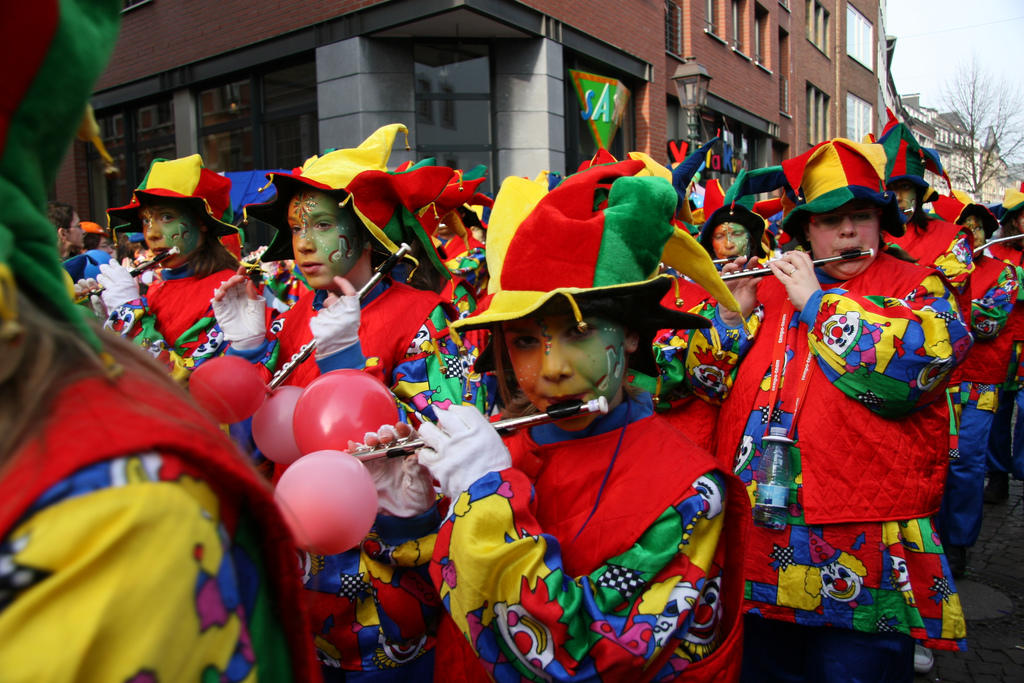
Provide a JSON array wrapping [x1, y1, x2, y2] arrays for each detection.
[[0, 480, 255, 683]]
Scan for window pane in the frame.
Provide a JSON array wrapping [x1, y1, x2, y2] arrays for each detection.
[[199, 79, 251, 127], [201, 128, 254, 172], [264, 62, 317, 114], [264, 112, 318, 169], [414, 43, 490, 95], [134, 100, 174, 143], [417, 100, 491, 145]]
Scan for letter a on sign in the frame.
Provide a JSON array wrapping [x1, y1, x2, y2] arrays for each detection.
[[569, 69, 630, 150]]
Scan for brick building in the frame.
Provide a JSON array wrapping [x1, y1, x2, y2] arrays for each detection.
[[59, 0, 889, 234]]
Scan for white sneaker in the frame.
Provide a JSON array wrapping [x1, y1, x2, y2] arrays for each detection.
[[914, 644, 934, 674]]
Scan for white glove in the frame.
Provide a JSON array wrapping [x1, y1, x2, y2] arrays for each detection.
[[96, 262, 140, 311], [359, 425, 436, 517], [417, 405, 511, 501], [211, 279, 266, 350], [309, 293, 360, 359]]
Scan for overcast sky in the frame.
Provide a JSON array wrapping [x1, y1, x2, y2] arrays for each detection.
[[884, 0, 1024, 109]]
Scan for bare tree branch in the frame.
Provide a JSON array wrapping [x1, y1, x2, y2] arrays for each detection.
[[941, 55, 1024, 198]]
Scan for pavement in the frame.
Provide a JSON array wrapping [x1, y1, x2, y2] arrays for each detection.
[[916, 478, 1024, 682]]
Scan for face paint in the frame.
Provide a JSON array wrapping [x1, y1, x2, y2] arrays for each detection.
[[711, 222, 751, 259], [289, 190, 364, 290], [502, 312, 636, 430], [140, 202, 202, 268]]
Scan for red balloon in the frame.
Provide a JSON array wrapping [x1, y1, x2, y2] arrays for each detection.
[[275, 449, 378, 554], [292, 369, 399, 455], [188, 355, 267, 424], [252, 386, 304, 465]]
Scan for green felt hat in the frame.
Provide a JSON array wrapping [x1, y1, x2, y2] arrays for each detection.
[[0, 0, 122, 352], [453, 159, 741, 375]]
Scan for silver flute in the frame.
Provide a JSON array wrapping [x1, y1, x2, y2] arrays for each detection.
[[348, 396, 610, 463], [974, 233, 1024, 255], [75, 246, 180, 302], [719, 248, 874, 281]]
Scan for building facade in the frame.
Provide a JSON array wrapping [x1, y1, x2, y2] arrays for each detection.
[[58, 0, 889, 230]]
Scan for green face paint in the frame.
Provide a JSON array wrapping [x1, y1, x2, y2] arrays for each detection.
[[711, 222, 751, 259], [288, 190, 364, 289], [503, 312, 632, 430], [140, 201, 202, 268]]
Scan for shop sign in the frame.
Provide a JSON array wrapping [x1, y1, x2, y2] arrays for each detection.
[[667, 138, 745, 175], [569, 69, 630, 150]]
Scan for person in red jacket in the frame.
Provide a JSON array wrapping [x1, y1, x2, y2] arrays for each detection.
[[931, 192, 1018, 577], [985, 185, 1024, 503], [211, 125, 489, 682], [0, 1, 319, 680], [384, 160, 750, 682], [687, 139, 972, 681], [98, 154, 241, 381], [876, 112, 974, 298]]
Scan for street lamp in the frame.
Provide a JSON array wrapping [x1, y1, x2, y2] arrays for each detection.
[[672, 62, 712, 147]]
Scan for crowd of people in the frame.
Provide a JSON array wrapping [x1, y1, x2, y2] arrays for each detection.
[[3, 2, 1024, 682]]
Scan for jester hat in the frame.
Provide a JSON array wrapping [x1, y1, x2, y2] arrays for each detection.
[[107, 155, 237, 239], [781, 138, 905, 238], [0, 0, 122, 352], [876, 110, 949, 203], [1001, 182, 1024, 223], [698, 174, 769, 260], [932, 190, 999, 238], [247, 124, 454, 278], [452, 159, 740, 375]]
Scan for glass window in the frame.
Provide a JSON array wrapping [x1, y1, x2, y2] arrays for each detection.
[[199, 79, 251, 128], [846, 5, 873, 68], [197, 58, 318, 173], [264, 62, 317, 114], [87, 98, 174, 222], [732, 0, 745, 52], [755, 3, 769, 64], [707, 0, 719, 33], [414, 42, 493, 192], [846, 92, 873, 141], [806, 0, 829, 52], [807, 84, 829, 146], [666, 1, 683, 56]]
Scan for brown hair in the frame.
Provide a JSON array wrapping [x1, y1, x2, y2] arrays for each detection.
[[189, 229, 240, 278], [0, 293, 195, 463]]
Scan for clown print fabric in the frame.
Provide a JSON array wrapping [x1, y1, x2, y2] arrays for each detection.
[[105, 268, 236, 380], [301, 510, 441, 673], [431, 467, 729, 681], [683, 262, 970, 650], [0, 453, 295, 681]]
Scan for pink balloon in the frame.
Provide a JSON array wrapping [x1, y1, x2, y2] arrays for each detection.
[[292, 369, 399, 455], [274, 450, 378, 555], [252, 386, 304, 464], [188, 355, 267, 424]]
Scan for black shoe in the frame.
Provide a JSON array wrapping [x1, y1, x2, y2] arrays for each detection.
[[947, 545, 967, 579], [984, 472, 1009, 504]]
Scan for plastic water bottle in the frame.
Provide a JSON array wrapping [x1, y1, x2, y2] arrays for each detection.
[[753, 426, 794, 529]]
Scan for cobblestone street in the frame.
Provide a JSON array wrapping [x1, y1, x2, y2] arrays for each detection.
[[917, 479, 1024, 682]]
